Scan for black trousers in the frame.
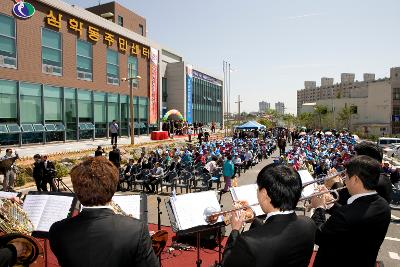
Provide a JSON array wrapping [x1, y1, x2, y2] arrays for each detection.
[[33, 176, 43, 191], [144, 178, 158, 192], [111, 133, 118, 145]]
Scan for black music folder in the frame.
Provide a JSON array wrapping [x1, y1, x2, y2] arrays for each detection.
[[22, 191, 78, 238]]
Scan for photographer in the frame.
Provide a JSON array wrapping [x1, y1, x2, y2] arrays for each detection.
[[41, 155, 57, 191], [32, 154, 43, 191]]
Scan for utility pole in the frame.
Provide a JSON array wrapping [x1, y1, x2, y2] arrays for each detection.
[[235, 95, 243, 122]]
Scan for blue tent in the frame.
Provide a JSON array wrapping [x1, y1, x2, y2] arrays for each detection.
[[236, 121, 266, 130]]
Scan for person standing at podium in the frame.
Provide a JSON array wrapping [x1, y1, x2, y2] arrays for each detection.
[[222, 164, 316, 267], [49, 157, 158, 267]]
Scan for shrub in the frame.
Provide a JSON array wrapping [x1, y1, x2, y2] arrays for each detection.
[[55, 162, 70, 179]]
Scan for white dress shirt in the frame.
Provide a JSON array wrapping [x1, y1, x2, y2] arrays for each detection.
[[347, 191, 377, 205], [265, 210, 295, 221]]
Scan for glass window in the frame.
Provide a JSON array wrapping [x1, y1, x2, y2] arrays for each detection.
[[20, 83, 43, 144], [108, 93, 119, 126], [20, 82, 42, 123], [77, 40, 93, 81], [78, 90, 93, 140], [128, 56, 138, 87], [42, 28, 62, 75], [162, 77, 168, 102], [44, 85, 62, 121], [78, 90, 92, 121], [117, 16, 123, 26], [0, 14, 16, 68], [44, 86, 63, 142], [65, 88, 77, 140], [94, 92, 106, 138], [0, 79, 17, 123], [107, 49, 119, 85], [120, 95, 129, 136], [394, 88, 400, 100], [139, 24, 144, 36]]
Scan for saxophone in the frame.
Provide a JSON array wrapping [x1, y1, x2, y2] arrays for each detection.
[[0, 198, 42, 266]]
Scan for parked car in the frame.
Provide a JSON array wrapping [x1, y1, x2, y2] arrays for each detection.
[[377, 137, 400, 148], [383, 144, 400, 157]]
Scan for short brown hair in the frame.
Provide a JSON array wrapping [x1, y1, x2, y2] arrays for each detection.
[[70, 157, 119, 206]]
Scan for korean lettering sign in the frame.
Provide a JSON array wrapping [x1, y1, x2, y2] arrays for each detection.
[[45, 10, 150, 59]]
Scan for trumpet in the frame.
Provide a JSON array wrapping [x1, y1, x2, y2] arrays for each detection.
[[300, 186, 347, 207], [204, 202, 257, 225], [302, 170, 347, 187]]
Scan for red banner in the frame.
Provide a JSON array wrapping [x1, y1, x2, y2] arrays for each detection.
[[149, 48, 159, 124]]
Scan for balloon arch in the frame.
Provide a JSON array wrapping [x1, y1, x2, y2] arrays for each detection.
[[162, 109, 185, 122]]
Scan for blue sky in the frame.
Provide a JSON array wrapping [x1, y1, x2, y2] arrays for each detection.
[[65, 0, 400, 114]]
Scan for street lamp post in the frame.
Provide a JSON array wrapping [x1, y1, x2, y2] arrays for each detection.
[[121, 75, 142, 145]]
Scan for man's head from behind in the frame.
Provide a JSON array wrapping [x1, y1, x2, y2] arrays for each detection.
[[354, 141, 383, 162], [70, 157, 118, 206], [256, 163, 302, 213]]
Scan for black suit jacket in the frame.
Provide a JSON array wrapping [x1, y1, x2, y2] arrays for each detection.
[[222, 213, 316, 267], [108, 150, 121, 167], [312, 194, 391, 267], [49, 208, 158, 267]]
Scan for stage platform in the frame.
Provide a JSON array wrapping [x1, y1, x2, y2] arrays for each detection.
[[29, 223, 321, 267]]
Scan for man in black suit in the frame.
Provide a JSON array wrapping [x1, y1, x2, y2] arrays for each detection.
[[108, 145, 121, 168], [222, 164, 316, 267], [328, 141, 393, 205], [49, 157, 158, 267], [311, 155, 391, 267], [41, 155, 57, 191]]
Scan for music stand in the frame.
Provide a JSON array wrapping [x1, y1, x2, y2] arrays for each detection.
[[165, 191, 225, 267], [23, 191, 78, 239]]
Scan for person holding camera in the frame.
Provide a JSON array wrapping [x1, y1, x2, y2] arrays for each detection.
[[41, 155, 57, 191], [32, 154, 44, 191]]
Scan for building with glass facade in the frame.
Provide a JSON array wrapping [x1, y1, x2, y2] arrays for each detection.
[[159, 56, 223, 126], [192, 70, 223, 124], [0, 0, 156, 146]]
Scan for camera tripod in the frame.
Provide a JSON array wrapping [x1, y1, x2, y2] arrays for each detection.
[[55, 178, 73, 193]]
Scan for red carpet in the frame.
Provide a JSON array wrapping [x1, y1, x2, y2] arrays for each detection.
[[30, 224, 318, 267]]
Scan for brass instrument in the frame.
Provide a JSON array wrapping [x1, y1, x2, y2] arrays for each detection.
[[300, 186, 347, 209], [204, 201, 257, 225], [110, 201, 130, 217], [110, 200, 168, 256], [0, 198, 43, 266], [302, 170, 347, 187]]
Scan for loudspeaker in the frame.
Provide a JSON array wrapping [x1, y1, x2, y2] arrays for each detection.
[[174, 226, 226, 249]]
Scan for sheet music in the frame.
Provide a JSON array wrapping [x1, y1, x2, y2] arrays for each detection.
[[112, 195, 141, 219], [298, 170, 316, 198], [230, 184, 264, 216], [36, 195, 74, 232], [0, 191, 19, 199], [170, 191, 222, 230], [23, 194, 74, 232], [23, 195, 48, 230]]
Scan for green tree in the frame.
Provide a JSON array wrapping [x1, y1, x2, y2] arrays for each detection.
[[282, 113, 296, 128], [338, 106, 352, 129], [297, 112, 314, 129], [314, 105, 328, 128], [257, 118, 274, 128]]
